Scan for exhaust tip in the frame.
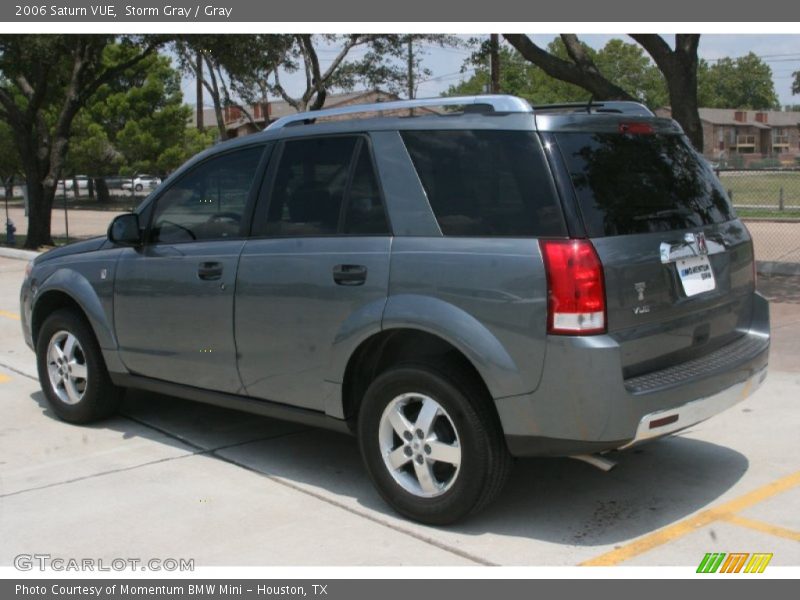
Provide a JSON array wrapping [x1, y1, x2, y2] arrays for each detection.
[[571, 453, 617, 472]]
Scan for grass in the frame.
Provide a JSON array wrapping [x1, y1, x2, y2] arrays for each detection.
[[735, 208, 800, 220], [718, 171, 800, 208]]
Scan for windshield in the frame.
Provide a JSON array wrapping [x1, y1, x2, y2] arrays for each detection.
[[555, 132, 736, 237]]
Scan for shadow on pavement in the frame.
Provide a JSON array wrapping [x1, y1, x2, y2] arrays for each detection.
[[30, 387, 749, 548], [758, 274, 800, 304]]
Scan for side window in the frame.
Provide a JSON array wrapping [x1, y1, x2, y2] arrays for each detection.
[[265, 136, 389, 236], [343, 145, 390, 235], [150, 146, 264, 243], [401, 130, 566, 237]]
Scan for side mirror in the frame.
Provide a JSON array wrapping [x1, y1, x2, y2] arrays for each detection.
[[108, 213, 142, 246]]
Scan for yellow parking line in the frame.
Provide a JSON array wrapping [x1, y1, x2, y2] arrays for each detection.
[[723, 514, 800, 542], [0, 309, 20, 321], [0, 373, 10, 383], [580, 470, 800, 566]]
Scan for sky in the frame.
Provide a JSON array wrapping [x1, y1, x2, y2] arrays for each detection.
[[180, 34, 800, 109]]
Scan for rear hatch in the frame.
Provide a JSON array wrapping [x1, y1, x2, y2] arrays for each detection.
[[550, 122, 756, 379]]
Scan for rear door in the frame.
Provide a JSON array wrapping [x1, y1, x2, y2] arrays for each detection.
[[551, 127, 755, 378], [234, 135, 392, 411]]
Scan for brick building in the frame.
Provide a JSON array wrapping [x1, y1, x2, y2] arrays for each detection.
[[656, 107, 800, 165], [193, 90, 436, 139]]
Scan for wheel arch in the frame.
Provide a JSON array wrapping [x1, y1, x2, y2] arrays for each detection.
[[341, 327, 502, 429], [31, 270, 117, 352]]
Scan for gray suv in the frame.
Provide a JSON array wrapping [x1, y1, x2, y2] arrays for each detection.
[[20, 96, 770, 524]]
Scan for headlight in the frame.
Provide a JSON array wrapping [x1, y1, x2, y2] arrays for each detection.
[[24, 260, 33, 279]]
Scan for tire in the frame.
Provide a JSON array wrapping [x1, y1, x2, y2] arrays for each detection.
[[358, 363, 511, 525], [134, 183, 143, 192], [36, 309, 123, 424]]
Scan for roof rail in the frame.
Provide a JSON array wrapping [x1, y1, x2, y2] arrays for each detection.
[[266, 95, 533, 130], [533, 101, 654, 117]]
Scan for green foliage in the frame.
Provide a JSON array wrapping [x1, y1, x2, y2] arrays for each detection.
[[698, 53, 780, 110], [447, 38, 667, 108], [749, 157, 782, 169], [593, 39, 668, 108], [66, 45, 214, 177], [726, 153, 746, 169], [793, 71, 800, 96]]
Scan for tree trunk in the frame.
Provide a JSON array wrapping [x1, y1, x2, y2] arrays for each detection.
[[95, 177, 110, 203], [629, 34, 703, 151], [490, 34, 500, 94], [668, 78, 703, 151], [3, 175, 13, 200], [664, 47, 703, 151], [24, 177, 55, 249]]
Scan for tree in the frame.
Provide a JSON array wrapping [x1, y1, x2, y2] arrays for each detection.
[[503, 34, 704, 150], [173, 35, 293, 141], [267, 35, 463, 113], [698, 53, 780, 109], [0, 35, 162, 248], [66, 46, 215, 191], [448, 39, 667, 108], [790, 70, 799, 96], [594, 39, 668, 108]]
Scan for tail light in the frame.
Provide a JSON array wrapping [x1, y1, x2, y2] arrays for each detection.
[[540, 239, 606, 335], [618, 122, 654, 135]]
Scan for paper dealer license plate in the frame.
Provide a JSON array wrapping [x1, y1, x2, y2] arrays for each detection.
[[677, 255, 716, 296]]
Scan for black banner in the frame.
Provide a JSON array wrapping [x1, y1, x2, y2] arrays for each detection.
[[3, 0, 800, 22], [4, 579, 798, 600]]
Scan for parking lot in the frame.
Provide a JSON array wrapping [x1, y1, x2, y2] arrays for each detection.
[[0, 253, 798, 568]]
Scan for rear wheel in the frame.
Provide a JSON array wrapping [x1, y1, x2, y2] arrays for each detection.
[[358, 364, 511, 524], [36, 309, 123, 424]]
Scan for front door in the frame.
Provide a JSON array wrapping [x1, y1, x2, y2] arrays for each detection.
[[114, 145, 266, 393]]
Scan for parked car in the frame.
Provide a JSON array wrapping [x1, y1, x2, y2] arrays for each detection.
[[56, 175, 89, 192], [102, 175, 128, 190], [20, 96, 770, 524], [122, 174, 162, 192]]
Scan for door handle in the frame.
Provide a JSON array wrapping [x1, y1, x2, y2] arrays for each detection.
[[333, 264, 367, 286], [198, 261, 223, 281]]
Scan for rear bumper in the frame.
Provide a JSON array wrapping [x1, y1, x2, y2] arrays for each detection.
[[500, 292, 770, 457], [621, 364, 767, 448]]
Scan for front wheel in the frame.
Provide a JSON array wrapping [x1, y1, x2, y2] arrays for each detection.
[[36, 309, 123, 424], [358, 364, 511, 525]]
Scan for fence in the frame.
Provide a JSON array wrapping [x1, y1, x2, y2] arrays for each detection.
[[717, 168, 800, 274]]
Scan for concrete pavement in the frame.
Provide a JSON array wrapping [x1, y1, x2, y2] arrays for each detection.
[[1, 256, 798, 567]]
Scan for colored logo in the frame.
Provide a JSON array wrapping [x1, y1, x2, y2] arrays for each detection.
[[696, 552, 773, 573]]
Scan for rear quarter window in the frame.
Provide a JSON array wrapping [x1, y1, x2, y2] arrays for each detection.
[[400, 130, 566, 237], [555, 132, 736, 237]]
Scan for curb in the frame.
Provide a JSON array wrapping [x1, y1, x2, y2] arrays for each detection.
[[757, 260, 800, 277], [0, 247, 39, 261]]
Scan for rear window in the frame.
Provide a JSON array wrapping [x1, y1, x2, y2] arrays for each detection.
[[401, 130, 566, 237], [555, 132, 736, 237]]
